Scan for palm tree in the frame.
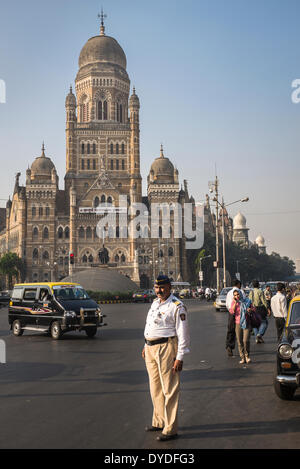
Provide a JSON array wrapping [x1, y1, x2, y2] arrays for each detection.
[[0, 252, 24, 289]]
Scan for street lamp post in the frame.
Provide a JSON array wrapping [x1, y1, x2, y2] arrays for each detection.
[[209, 176, 220, 293], [235, 258, 248, 282], [199, 254, 212, 288], [213, 196, 249, 289]]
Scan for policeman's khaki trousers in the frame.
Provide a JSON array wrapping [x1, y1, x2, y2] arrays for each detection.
[[145, 337, 180, 436]]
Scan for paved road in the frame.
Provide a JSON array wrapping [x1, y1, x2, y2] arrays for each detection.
[[0, 299, 299, 449]]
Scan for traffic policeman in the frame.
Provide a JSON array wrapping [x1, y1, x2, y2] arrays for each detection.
[[142, 275, 190, 441]]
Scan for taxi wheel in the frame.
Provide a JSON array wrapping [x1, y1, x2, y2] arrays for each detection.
[[50, 321, 63, 340], [12, 320, 23, 336], [85, 327, 97, 338]]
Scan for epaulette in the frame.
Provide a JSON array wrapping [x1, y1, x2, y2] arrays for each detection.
[[172, 298, 182, 306]]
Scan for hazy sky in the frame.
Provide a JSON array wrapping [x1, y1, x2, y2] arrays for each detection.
[[0, 0, 300, 262]]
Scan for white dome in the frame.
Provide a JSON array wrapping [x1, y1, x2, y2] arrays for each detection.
[[233, 212, 247, 230], [255, 235, 265, 246]]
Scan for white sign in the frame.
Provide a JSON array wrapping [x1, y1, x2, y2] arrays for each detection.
[[236, 272, 240, 281], [199, 271, 204, 281]]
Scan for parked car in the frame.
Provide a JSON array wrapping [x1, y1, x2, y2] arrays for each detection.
[[215, 287, 231, 311], [132, 290, 153, 302], [0, 290, 12, 307], [274, 295, 300, 400]]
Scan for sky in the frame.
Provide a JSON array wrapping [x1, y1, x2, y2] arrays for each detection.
[[0, 0, 300, 263]]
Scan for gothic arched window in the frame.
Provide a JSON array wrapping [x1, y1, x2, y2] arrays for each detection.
[[115, 254, 119, 263], [82, 254, 87, 263], [45, 206, 50, 216], [42, 250, 49, 260], [94, 196, 100, 208], [101, 195, 106, 203], [121, 254, 126, 263], [32, 206, 36, 217], [86, 227, 92, 239], [97, 101, 102, 120], [58, 227, 63, 239], [33, 227, 38, 240], [110, 143, 114, 154], [103, 101, 108, 120], [79, 227, 85, 239], [107, 196, 112, 204], [65, 227, 70, 239], [121, 143, 125, 154], [87, 143, 90, 154], [88, 254, 94, 263], [93, 143, 96, 154], [32, 248, 38, 260], [43, 227, 49, 239], [168, 247, 174, 257], [116, 143, 119, 155]]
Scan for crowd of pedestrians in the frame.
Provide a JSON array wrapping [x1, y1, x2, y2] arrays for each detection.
[[225, 279, 298, 364]]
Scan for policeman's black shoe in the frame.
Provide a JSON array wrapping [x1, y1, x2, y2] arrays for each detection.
[[226, 347, 233, 357], [145, 425, 163, 432], [156, 433, 178, 441]]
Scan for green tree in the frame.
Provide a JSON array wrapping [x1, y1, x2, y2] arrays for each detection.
[[0, 252, 25, 289]]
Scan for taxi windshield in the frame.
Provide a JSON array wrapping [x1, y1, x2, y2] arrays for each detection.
[[53, 285, 90, 301], [289, 302, 300, 325]]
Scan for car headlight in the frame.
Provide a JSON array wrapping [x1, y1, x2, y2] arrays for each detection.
[[279, 344, 293, 359]]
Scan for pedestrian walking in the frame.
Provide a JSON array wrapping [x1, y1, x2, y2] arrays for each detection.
[[271, 283, 288, 341], [229, 289, 252, 364], [142, 275, 190, 441], [264, 285, 272, 309], [249, 280, 271, 344], [225, 279, 245, 357]]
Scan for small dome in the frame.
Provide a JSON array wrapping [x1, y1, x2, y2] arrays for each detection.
[[233, 212, 247, 230], [65, 86, 76, 107], [30, 144, 55, 179], [78, 34, 127, 70], [129, 88, 140, 107], [149, 146, 175, 184], [255, 235, 265, 246]]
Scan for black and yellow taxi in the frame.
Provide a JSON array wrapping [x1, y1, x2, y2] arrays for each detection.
[[8, 282, 106, 339], [274, 295, 300, 399]]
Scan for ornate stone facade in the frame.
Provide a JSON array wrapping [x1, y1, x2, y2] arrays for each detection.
[[0, 22, 197, 288]]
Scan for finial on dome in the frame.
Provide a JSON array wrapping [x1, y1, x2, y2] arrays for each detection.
[[133, 86, 136, 94], [98, 7, 107, 36], [41, 142, 46, 157], [69, 85, 73, 94], [160, 144, 164, 158]]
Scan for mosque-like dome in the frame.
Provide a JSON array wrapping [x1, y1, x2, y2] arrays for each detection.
[[255, 235, 265, 246], [78, 34, 127, 70], [233, 212, 247, 230], [30, 144, 56, 179], [149, 146, 175, 184]]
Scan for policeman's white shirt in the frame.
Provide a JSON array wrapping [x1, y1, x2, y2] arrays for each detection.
[[271, 292, 288, 318], [226, 287, 245, 311], [144, 293, 190, 361]]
